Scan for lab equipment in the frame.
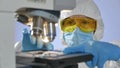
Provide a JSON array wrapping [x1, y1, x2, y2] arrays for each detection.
[[16, 51, 93, 68], [61, 15, 120, 68], [0, 0, 76, 68]]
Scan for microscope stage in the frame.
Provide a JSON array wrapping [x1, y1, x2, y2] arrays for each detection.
[[16, 51, 93, 68]]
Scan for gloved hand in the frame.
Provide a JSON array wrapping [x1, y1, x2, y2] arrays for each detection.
[[22, 28, 54, 51], [62, 28, 120, 68]]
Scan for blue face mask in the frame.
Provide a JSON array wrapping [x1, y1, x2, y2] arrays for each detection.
[[63, 27, 94, 47]]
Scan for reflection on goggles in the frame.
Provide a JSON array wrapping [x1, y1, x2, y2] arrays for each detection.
[[60, 15, 97, 33]]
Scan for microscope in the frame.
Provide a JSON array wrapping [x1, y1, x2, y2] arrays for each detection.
[[0, 0, 92, 68]]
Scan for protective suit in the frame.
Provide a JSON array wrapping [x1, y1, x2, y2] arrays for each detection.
[[60, 15, 120, 68]]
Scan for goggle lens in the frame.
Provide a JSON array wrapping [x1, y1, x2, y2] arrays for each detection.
[[60, 15, 97, 33]]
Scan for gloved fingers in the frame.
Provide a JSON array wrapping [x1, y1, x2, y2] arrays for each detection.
[[37, 37, 44, 48], [63, 45, 85, 54], [86, 61, 94, 68], [92, 54, 98, 67], [46, 43, 54, 50], [98, 59, 106, 68]]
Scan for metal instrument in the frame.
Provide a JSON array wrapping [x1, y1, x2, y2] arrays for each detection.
[[0, 0, 75, 68]]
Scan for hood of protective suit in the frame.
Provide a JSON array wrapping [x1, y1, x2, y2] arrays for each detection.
[[60, 0, 104, 40]]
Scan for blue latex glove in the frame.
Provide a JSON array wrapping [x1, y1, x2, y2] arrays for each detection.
[[22, 28, 54, 51], [63, 27, 120, 68]]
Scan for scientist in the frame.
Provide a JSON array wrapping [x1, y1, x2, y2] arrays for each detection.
[[61, 0, 120, 68], [60, 15, 120, 68]]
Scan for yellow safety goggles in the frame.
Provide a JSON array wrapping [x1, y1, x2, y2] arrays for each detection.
[[60, 15, 97, 33]]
